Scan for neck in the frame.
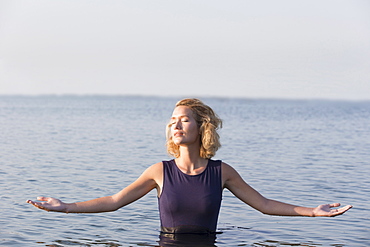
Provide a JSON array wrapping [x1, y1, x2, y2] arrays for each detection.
[[176, 145, 208, 173]]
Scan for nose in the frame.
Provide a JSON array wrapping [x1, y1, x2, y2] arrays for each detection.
[[174, 120, 182, 130]]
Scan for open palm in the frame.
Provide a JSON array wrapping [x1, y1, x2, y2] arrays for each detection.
[[27, 197, 67, 212], [312, 203, 352, 217]]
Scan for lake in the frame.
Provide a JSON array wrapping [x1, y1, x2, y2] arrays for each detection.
[[0, 96, 369, 246]]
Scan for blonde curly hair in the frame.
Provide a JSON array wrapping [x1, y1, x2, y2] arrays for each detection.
[[166, 98, 222, 159]]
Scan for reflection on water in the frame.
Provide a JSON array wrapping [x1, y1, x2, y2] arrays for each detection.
[[42, 238, 123, 247], [159, 233, 217, 247], [43, 234, 217, 247], [41, 235, 325, 247], [252, 239, 319, 247]]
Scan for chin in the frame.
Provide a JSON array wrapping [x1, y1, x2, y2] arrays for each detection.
[[173, 141, 183, 146]]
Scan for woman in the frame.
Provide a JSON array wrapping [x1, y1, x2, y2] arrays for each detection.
[[27, 98, 352, 234]]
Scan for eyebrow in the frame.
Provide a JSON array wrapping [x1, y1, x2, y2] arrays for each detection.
[[170, 114, 190, 119]]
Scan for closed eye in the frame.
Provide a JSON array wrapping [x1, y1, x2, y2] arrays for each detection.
[[169, 115, 191, 124]]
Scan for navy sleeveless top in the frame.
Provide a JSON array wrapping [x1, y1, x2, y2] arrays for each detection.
[[158, 159, 222, 234]]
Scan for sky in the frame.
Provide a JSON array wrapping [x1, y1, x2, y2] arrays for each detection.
[[1, 0, 370, 100]]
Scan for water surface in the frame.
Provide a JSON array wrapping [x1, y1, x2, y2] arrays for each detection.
[[0, 96, 369, 246]]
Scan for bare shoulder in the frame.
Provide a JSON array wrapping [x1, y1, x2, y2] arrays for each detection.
[[221, 162, 233, 170], [140, 162, 163, 184], [221, 162, 243, 187], [129, 162, 163, 191], [221, 162, 240, 177], [144, 162, 164, 195], [148, 161, 163, 170], [142, 162, 163, 178]]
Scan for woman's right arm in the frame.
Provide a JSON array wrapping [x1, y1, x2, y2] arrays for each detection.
[[26, 162, 163, 213]]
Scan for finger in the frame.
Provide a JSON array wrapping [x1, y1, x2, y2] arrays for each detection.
[[328, 203, 341, 208], [37, 196, 49, 201], [26, 200, 37, 206], [31, 201, 50, 211], [29, 200, 41, 207], [339, 205, 353, 212], [331, 205, 353, 216]]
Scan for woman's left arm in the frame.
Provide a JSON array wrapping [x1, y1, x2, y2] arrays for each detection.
[[222, 163, 352, 217]]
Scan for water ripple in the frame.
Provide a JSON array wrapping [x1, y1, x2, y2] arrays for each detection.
[[1, 96, 369, 246]]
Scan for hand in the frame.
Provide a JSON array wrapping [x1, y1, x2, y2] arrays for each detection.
[[26, 197, 67, 213], [312, 203, 352, 217]]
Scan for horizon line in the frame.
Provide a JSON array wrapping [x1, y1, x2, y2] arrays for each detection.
[[0, 93, 369, 102]]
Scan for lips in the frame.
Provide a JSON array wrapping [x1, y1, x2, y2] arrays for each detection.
[[174, 132, 184, 137]]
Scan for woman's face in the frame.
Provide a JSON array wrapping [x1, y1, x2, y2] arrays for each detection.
[[170, 106, 200, 146]]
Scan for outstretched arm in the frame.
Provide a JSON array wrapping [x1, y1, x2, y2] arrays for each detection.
[[27, 162, 163, 213], [222, 163, 352, 217]]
